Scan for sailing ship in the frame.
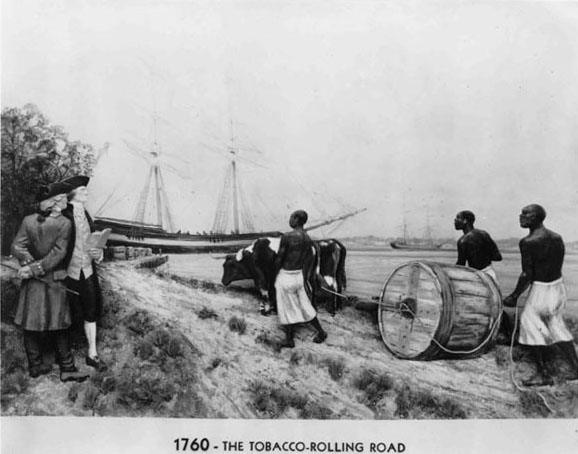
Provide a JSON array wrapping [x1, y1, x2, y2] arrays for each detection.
[[389, 217, 445, 251], [93, 115, 364, 253]]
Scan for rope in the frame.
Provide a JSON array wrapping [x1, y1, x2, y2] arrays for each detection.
[[321, 283, 554, 412], [322, 287, 500, 355], [507, 304, 554, 413]]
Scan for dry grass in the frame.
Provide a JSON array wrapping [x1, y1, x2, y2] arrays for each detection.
[[352, 368, 395, 408], [518, 390, 552, 417], [255, 332, 283, 352], [228, 316, 247, 335], [198, 307, 218, 320], [394, 384, 467, 419], [248, 379, 332, 419]]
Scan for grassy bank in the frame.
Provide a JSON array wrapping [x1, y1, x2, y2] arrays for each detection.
[[1, 267, 206, 417], [2, 262, 578, 419]]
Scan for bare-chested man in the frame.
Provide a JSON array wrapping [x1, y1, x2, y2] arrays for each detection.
[[454, 210, 512, 338], [503, 204, 578, 386], [274, 210, 327, 348], [454, 210, 502, 279]]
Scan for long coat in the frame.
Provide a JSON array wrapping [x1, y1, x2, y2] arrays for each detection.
[[61, 204, 103, 319], [11, 213, 72, 331]]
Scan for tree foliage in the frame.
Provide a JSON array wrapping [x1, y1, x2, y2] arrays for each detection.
[[1, 104, 97, 253]]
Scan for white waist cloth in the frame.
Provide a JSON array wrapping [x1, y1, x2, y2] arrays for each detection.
[[481, 265, 499, 284], [519, 277, 573, 346], [275, 269, 316, 325]]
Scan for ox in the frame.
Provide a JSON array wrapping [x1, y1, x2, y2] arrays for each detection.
[[221, 237, 347, 315]]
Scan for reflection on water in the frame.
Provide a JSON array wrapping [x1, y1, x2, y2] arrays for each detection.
[[165, 249, 578, 312]]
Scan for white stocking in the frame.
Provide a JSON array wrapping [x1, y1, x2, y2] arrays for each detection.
[[84, 321, 98, 358]]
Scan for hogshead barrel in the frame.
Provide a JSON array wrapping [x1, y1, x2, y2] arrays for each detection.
[[378, 261, 502, 360]]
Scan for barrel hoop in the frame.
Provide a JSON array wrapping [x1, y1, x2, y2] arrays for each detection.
[[378, 261, 433, 359], [421, 261, 454, 359]]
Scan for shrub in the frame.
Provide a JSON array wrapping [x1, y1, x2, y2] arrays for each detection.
[[248, 380, 309, 418], [353, 368, 394, 408], [325, 357, 346, 381], [394, 384, 467, 419], [1, 348, 27, 374], [255, 332, 282, 352], [135, 338, 157, 362], [164, 336, 185, 358], [228, 316, 247, 335], [1, 369, 29, 396], [124, 309, 155, 335], [82, 383, 102, 411], [198, 307, 218, 320], [518, 390, 551, 417], [90, 371, 117, 395], [301, 401, 332, 419], [116, 367, 176, 411]]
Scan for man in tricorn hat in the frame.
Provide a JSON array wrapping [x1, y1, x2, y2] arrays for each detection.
[[504, 204, 578, 386], [62, 175, 107, 371], [11, 181, 89, 382], [274, 209, 327, 348]]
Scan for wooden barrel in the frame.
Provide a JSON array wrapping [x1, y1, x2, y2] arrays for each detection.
[[378, 261, 502, 360], [112, 246, 126, 261]]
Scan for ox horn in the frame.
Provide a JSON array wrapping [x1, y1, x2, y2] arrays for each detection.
[[209, 253, 228, 260]]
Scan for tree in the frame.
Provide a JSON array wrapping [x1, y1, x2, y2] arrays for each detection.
[[1, 104, 97, 254]]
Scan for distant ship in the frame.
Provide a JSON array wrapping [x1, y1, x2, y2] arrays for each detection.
[[389, 218, 445, 251]]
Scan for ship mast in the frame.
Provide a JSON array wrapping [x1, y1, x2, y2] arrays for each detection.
[[212, 116, 256, 235]]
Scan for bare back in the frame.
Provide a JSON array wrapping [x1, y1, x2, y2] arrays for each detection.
[[520, 227, 565, 283], [457, 228, 502, 270], [276, 229, 314, 271]]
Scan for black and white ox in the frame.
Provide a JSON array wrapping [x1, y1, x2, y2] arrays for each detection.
[[221, 237, 347, 315]]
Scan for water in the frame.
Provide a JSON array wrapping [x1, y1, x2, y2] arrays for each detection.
[[165, 249, 578, 312]]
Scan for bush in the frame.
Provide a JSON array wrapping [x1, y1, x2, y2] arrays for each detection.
[[198, 307, 218, 320], [228, 316, 247, 335], [255, 332, 282, 352], [518, 390, 551, 417], [90, 371, 117, 395], [124, 309, 156, 335], [1, 369, 29, 396], [352, 368, 394, 408], [394, 384, 467, 419], [116, 367, 176, 411], [249, 380, 309, 418], [301, 401, 333, 419], [325, 357, 346, 381], [82, 383, 102, 411]]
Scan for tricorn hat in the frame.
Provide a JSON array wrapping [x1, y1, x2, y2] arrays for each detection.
[[61, 175, 90, 191], [36, 182, 73, 202]]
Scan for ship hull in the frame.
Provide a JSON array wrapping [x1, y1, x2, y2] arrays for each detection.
[[389, 241, 443, 251], [94, 217, 282, 253]]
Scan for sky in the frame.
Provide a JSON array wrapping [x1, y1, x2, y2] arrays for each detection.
[[2, 0, 578, 240]]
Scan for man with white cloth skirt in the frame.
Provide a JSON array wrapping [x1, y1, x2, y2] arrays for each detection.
[[274, 210, 327, 348], [504, 204, 578, 386]]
